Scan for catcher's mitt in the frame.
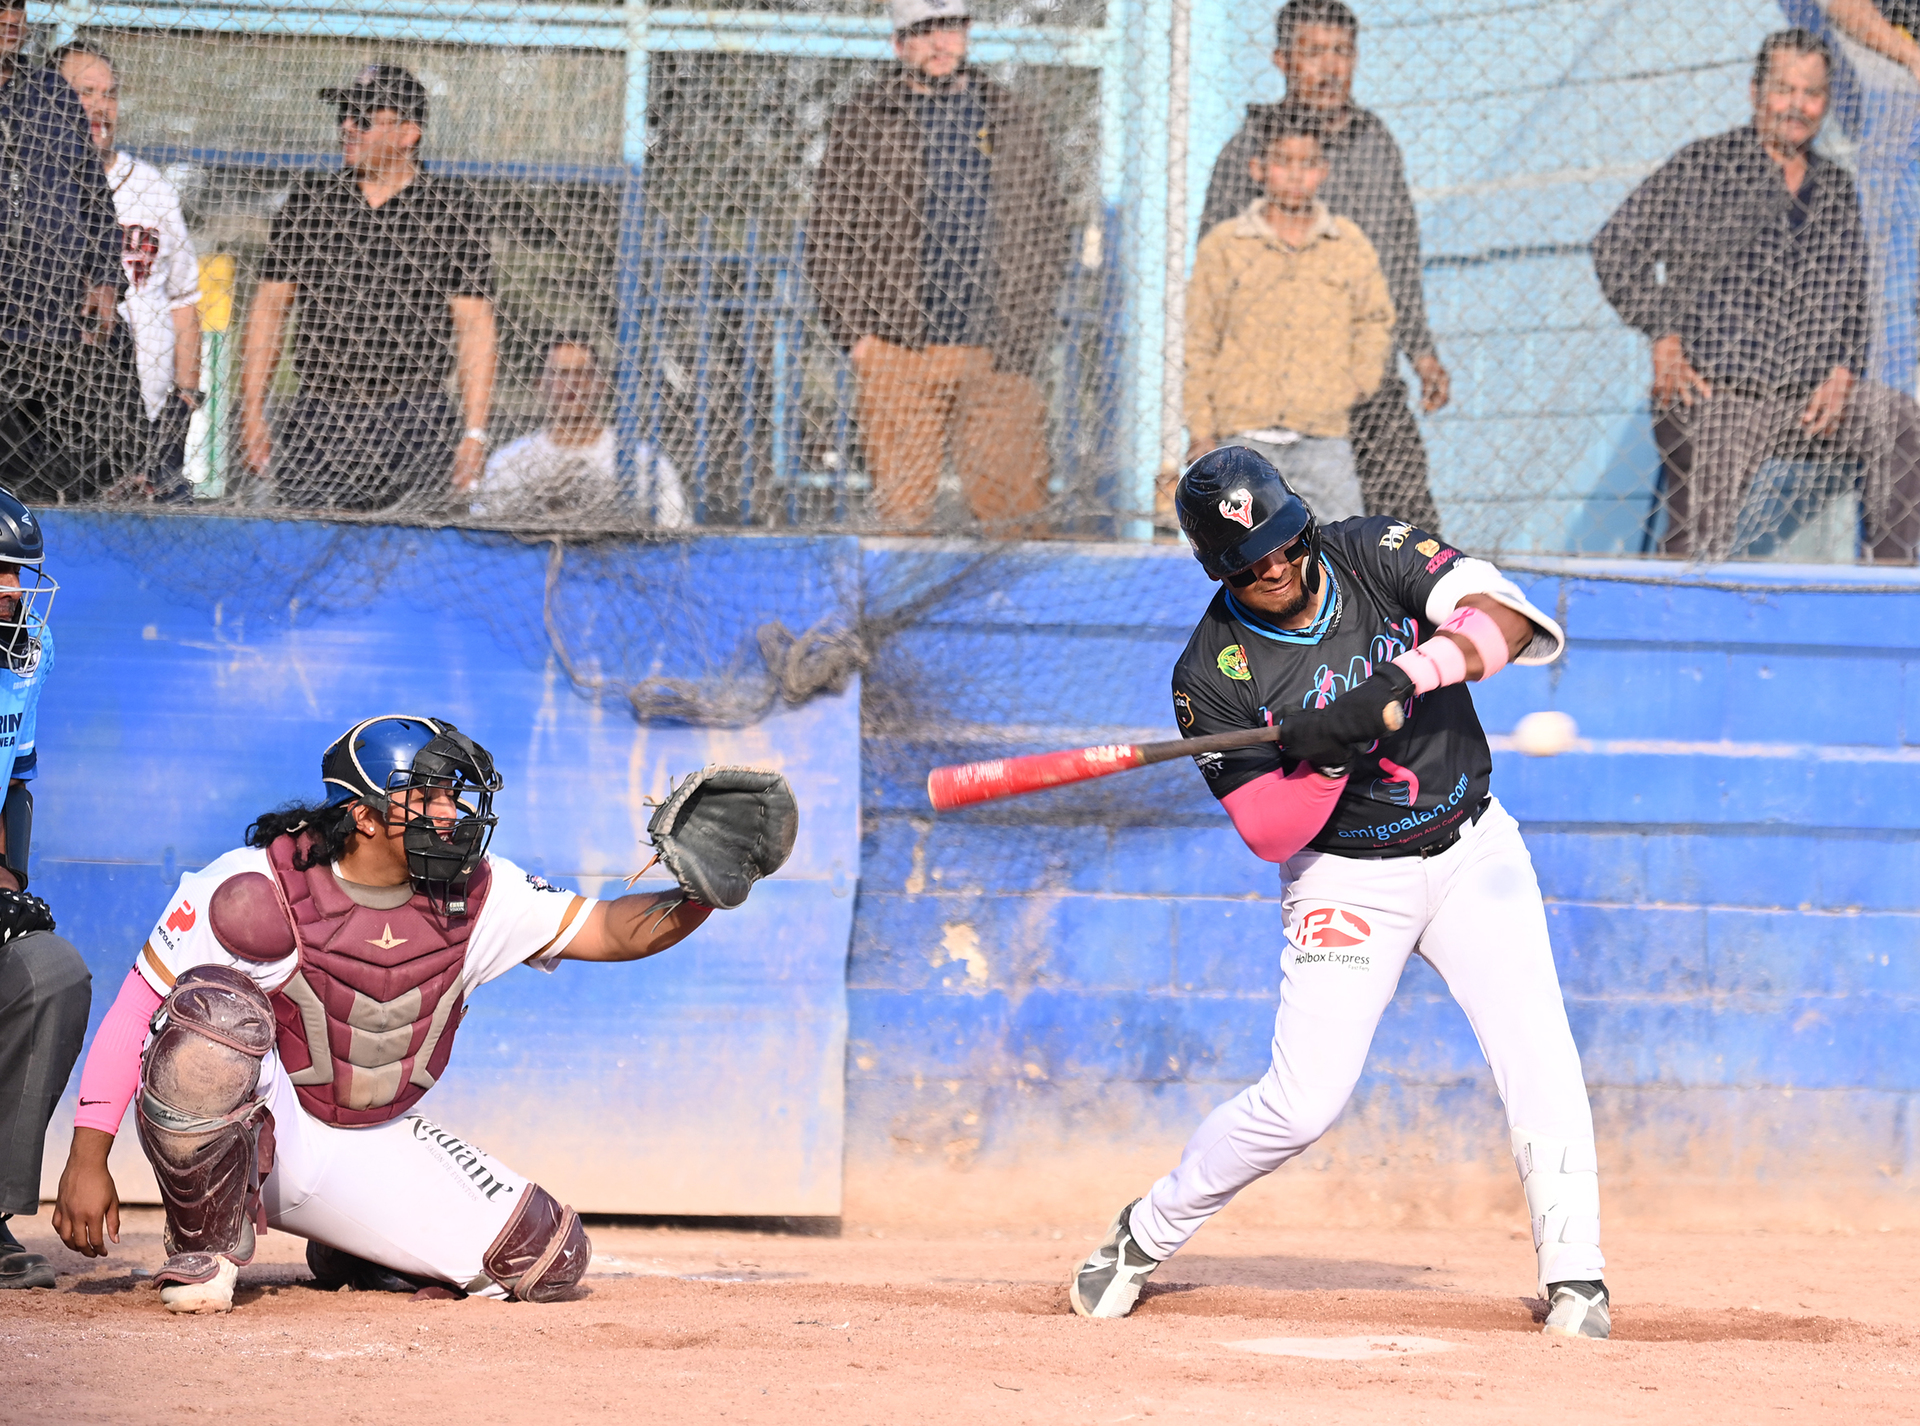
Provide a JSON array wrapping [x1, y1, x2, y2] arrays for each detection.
[[646, 766, 799, 911], [0, 887, 55, 944]]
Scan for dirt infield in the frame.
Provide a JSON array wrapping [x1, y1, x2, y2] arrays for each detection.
[[3, 1209, 1914, 1423]]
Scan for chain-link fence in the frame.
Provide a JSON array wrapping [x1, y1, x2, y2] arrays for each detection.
[[6, 2, 1920, 572]]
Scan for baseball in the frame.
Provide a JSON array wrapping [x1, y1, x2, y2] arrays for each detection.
[[1511, 710, 1579, 756]]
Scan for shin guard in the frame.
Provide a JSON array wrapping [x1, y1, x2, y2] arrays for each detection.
[[1512, 1130, 1602, 1297], [482, 1185, 590, 1303], [136, 967, 277, 1291]]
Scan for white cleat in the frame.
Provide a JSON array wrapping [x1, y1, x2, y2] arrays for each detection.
[[1068, 1199, 1162, 1319], [157, 1253, 239, 1314], [1542, 1279, 1610, 1339]]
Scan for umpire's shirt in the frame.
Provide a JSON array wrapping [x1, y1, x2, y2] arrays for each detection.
[[257, 170, 492, 403], [1171, 517, 1491, 856]]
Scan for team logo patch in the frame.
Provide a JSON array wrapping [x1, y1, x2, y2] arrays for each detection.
[[1216, 645, 1251, 681], [1297, 907, 1373, 949], [1218, 488, 1255, 529], [1173, 689, 1195, 729], [525, 871, 566, 894], [1193, 750, 1225, 780], [1379, 522, 1414, 551], [165, 901, 196, 934], [1414, 539, 1440, 557]]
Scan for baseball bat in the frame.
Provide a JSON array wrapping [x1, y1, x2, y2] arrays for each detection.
[[925, 703, 1405, 812]]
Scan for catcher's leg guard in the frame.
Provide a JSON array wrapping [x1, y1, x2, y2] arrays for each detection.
[[135, 967, 277, 1314], [1512, 1130, 1602, 1297], [481, 1184, 590, 1303]]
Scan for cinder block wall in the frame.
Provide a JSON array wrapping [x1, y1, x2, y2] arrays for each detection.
[[849, 548, 1920, 1229]]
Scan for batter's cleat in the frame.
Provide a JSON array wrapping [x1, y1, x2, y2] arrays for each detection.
[[0, 1216, 56, 1290], [1542, 1279, 1611, 1339], [156, 1252, 239, 1314], [1069, 1199, 1162, 1319]]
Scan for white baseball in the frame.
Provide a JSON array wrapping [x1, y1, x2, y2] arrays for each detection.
[[1510, 710, 1579, 757]]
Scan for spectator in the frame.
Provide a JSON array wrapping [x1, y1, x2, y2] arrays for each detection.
[[1782, 0, 1920, 394], [240, 64, 496, 511], [1199, 0, 1448, 533], [807, 0, 1067, 532], [1594, 28, 1920, 562], [470, 335, 688, 526], [55, 43, 201, 503], [0, 6, 130, 505], [1185, 105, 1393, 521]]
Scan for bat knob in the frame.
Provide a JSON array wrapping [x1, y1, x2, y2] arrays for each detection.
[[1381, 700, 1405, 733]]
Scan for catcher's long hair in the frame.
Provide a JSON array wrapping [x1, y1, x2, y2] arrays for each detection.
[[246, 799, 372, 871]]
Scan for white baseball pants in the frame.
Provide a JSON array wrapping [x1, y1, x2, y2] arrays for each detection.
[[254, 1054, 533, 1297], [1129, 799, 1605, 1288]]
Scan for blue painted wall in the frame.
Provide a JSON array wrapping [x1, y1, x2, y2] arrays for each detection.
[[852, 544, 1920, 1212]]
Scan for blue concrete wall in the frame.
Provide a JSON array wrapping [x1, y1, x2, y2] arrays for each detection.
[[851, 545, 1920, 1210], [34, 516, 858, 1216]]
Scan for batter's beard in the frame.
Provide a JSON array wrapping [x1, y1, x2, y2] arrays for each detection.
[[1268, 584, 1314, 623]]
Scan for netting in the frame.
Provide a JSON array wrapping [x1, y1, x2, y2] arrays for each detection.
[[5, 0, 1919, 733]]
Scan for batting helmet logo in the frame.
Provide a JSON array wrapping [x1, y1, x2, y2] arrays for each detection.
[[1297, 907, 1371, 949], [1218, 488, 1255, 529]]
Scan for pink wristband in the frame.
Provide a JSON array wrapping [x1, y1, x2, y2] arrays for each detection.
[[1440, 605, 1511, 677], [1393, 634, 1467, 694]]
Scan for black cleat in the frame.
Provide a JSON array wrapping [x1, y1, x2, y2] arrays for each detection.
[[0, 1215, 57, 1290], [1543, 1279, 1611, 1338], [306, 1241, 456, 1296]]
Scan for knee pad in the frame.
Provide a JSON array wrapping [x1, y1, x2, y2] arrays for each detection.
[[483, 1185, 590, 1303], [137, 967, 277, 1266], [1512, 1130, 1601, 1297]]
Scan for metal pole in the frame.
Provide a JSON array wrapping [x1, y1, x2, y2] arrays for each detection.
[[1159, 0, 1190, 522]]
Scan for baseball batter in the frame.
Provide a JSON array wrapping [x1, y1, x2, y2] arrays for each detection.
[[51, 715, 796, 1312], [1068, 446, 1609, 1338]]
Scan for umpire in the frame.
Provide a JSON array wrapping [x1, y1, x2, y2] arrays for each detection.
[[0, 487, 86, 1289]]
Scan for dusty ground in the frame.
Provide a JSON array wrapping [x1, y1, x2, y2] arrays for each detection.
[[2, 1209, 1915, 1424]]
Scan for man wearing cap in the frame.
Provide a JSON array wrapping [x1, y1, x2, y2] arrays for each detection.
[[239, 64, 496, 511], [807, 0, 1068, 532]]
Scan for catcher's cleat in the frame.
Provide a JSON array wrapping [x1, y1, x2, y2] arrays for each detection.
[[157, 1252, 240, 1313], [0, 1216, 56, 1290], [1069, 1199, 1162, 1319], [306, 1241, 456, 1296], [1542, 1279, 1611, 1339]]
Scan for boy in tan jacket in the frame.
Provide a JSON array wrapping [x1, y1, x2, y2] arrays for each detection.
[[1185, 104, 1395, 520]]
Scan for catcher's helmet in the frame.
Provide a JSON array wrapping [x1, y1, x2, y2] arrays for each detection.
[[321, 715, 502, 914], [1175, 445, 1319, 588], [0, 487, 54, 677]]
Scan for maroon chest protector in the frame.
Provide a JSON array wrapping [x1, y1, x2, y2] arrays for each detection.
[[250, 833, 491, 1127]]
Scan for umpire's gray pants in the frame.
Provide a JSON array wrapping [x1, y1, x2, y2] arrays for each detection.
[[0, 932, 90, 1215]]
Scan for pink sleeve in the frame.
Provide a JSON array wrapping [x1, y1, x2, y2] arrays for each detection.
[[1220, 764, 1348, 864], [72, 970, 162, 1136]]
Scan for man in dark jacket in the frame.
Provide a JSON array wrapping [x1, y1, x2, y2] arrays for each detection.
[[0, 8, 133, 504], [1594, 27, 1920, 562], [1199, 0, 1448, 534], [807, 0, 1067, 532]]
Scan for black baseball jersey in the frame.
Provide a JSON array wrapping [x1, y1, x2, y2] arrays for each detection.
[[1170, 516, 1492, 857]]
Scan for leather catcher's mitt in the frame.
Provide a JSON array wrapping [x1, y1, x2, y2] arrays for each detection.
[[0, 887, 55, 944], [646, 766, 799, 910]]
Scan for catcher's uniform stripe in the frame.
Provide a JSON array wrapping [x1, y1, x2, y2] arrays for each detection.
[[141, 939, 177, 988], [532, 894, 589, 958]]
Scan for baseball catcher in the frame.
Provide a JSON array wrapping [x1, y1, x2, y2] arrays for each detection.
[[51, 715, 797, 1312], [1067, 447, 1609, 1338]]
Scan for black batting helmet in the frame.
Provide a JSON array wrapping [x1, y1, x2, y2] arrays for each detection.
[[1175, 445, 1319, 586], [0, 487, 53, 677]]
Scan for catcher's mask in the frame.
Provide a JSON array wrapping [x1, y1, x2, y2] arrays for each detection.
[[0, 487, 54, 677], [320, 715, 502, 914]]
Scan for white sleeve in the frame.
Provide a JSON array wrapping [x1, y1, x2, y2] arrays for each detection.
[[463, 854, 597, 988], [1423, 557, 1566, 665], [138, 847, 296, 996], [651, 445, 691, 527], [162, 186, 200, 310]]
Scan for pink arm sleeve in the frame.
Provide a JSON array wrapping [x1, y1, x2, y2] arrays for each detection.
[[1220, 764, 1348, 864], [72, 970, 162, 1136]]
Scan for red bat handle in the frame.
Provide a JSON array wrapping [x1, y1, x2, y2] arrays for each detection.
[[927, 743, 1145, 811]]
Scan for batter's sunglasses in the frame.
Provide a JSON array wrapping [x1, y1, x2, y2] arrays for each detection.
[[1225, 530, 1313, 586]]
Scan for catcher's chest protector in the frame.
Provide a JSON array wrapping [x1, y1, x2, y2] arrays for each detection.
[[264, 834, 491, 1127]]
